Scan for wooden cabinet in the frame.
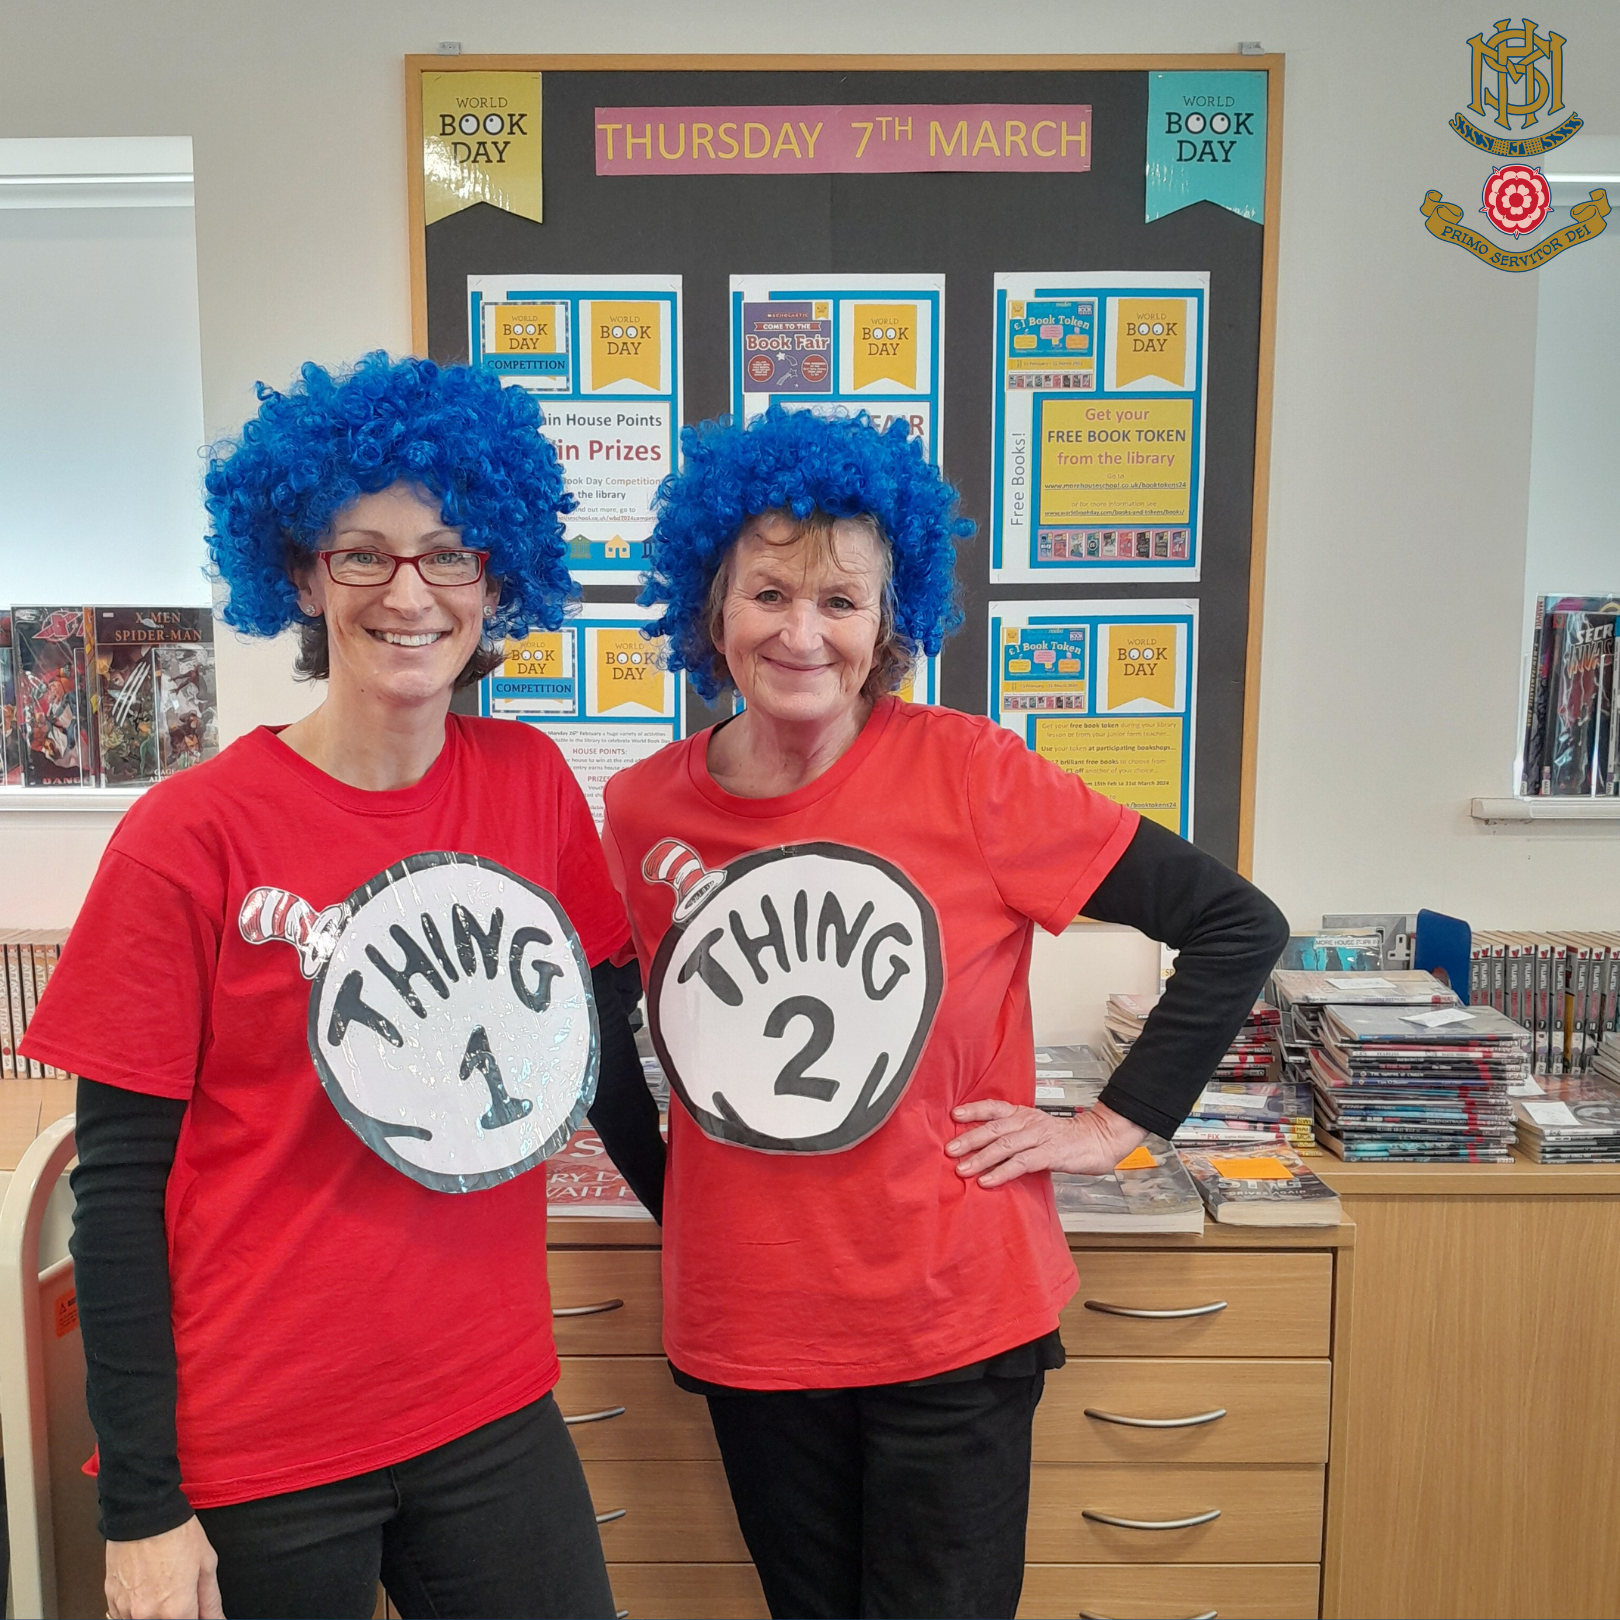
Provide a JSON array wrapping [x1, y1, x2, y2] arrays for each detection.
[[1315, 1159, 1620, 1620], [549, 1218, 1354, 1620]]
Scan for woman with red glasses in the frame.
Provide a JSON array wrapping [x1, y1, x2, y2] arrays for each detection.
[[21, 353, 658, 1620]]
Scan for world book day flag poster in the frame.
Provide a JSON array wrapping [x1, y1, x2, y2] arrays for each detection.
[[990, 271, 1208, 583], [422, 72, 542, 225], [730, 274, 945, 460], [988, 599, 1197, 838], [478, 604, 686, 826], [468, 274, 681, 582]]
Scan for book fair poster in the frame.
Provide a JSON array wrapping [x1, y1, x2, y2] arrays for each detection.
[[478, 605, 685, 824], [729, 274, 945, 459], [987, 599, 1197, 837], [467, 274, 682, 583], [989, 271, 1209, 584]]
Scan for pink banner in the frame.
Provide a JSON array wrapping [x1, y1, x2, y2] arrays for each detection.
[[594, 104, 1090, 176]]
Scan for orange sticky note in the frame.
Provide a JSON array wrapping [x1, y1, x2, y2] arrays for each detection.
[[1211, 1156, 1291, 1180], [1115, 1145, 1158, 1171]]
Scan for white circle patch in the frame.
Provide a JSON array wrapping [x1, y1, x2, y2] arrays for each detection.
[[648, 844, 943, 1153], [307, 853, 598, 1193]]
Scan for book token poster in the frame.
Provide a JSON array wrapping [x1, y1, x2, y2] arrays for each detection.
[[990, 272, 1208, 583], [468, 274, 682, 583], [479, 605, 685, 824], [987, 599, 1197, 837], [730, 274, 945, 460]]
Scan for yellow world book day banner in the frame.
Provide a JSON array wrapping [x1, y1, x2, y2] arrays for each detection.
[[988, 600, 1197, 839], [851, 304, 919, 390], [591, 302, 663, 390], [423, 71, 542, 226]]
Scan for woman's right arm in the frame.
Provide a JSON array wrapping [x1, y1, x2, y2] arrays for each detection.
[[72, 1078, 223, 1619]]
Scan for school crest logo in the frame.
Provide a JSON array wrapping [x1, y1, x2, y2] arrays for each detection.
[[643, 839, 943, 1153], [239, 853, 598, 1193], [1421, 17, 1608, 271]]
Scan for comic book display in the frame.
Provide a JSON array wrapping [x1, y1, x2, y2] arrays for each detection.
[[1520, 595, 1620, 796], [0, 604, 218, 789], [12, 606, 98, 786], [91, 607, 219, 785]]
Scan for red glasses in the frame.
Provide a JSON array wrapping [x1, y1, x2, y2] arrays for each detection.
[[320, 548, 491, 587]]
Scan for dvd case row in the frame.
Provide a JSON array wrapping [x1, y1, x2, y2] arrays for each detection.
[[0, 934, 75, 1080], [0, 606, 219, 788], [1520, 595, 1620, 797], [1469, 931, 1620, 1077]]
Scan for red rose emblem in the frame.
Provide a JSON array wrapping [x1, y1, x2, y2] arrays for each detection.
[[1481, 165, 1551, 236]]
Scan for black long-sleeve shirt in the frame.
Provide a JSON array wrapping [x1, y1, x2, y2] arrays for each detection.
[[71, 820, 1284, 1538]]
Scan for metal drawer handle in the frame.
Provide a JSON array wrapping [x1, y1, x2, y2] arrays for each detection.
[[553, 1298, 626, 1318], [1081, 1506, 1221, 1531], [1083, 1298, 1227, 1320], [563, 1405, 626, 1426], [1080, 1610, 1216, 1619], [595, 1508, 626, 1525], [1084, 1406, 1227, 1429]]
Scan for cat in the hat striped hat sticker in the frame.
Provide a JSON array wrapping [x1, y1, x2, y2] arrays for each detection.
[[643, 840, 943, 1153], [239, 851, 598, 1193]]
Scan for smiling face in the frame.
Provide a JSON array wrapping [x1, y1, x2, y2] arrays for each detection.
[[715, 513, 887, 728], [294, 482, 498, 711]]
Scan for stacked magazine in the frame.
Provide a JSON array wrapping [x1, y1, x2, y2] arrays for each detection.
[[1310, 1002, 1527, 1163], [1513, 1070, 1620, 1163], [1178, 1141, 1343, 1227], [1104, 993, 1313, 1152], [1031, 1043, 1108, 1116], [1051, 1135, 1204, 1234]]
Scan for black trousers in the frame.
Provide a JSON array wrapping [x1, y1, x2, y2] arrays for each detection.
[[705, 1370, 1045, 1620], [196, 1395, 614, 1620]]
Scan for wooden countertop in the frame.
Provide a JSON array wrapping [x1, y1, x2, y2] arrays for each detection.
[[547, 1213, 1356, 1249], [1317, 1150, 1620, 1198], [0, 1078, 76, 1173]]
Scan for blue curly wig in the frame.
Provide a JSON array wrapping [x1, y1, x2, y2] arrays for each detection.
[[641, 407, 970, 701], [203, 351, 576, 641]]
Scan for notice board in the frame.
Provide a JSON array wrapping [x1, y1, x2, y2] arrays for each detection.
[[408, 54, 1283, 872]]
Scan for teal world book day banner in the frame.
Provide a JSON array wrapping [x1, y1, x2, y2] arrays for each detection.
[[1145, 71, 1266, 223]]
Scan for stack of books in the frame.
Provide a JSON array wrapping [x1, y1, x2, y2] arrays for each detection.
[[1468, 931, 1620, 1076], [1309, 1001, 1527, 1163], [1177, 1141, 1344, 1227], [1051, 1136, 1204, 1233], [1031, 1043, 1108, 1116], [1513, 1070, 1620, 1163], [1104, 993, 1313, 1152]]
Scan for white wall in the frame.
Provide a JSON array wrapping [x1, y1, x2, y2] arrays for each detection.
[[2, 0, 1618, 945]]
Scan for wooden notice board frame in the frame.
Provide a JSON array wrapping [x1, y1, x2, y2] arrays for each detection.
[[405, 53, 1283, 875]]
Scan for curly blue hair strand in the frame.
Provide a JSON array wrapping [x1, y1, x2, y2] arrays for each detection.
[[203, 352, 577, 641], [640, 407, 970, 702]]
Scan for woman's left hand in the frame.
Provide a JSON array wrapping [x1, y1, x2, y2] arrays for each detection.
[[947, 1099, 1149, 1187]]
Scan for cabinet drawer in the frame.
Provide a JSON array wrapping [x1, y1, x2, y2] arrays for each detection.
[[1034, 1359, 1329, 1463], [1027, 1464, 1323, 1563], [1062, 1253, 1331, 1358], [587, 1461, 749, 1561], [556, 1357, 719, 1459], [608, 1563, 767, 1619], [551, 1249, 663, 1354], [1018, 1562, 1320, 1619]]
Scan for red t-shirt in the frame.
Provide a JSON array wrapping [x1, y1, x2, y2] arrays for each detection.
[[600, 697, 1138, 1388], [22, 717, 629, 1507]]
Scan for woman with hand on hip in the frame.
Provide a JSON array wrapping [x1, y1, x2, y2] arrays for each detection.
[[600, 407, 1288, 1620], [21, 354, 660, 1620]]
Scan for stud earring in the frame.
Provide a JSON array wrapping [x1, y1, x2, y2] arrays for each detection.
[[302, 605, 321, 618], [483, 606, 495, 620]]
